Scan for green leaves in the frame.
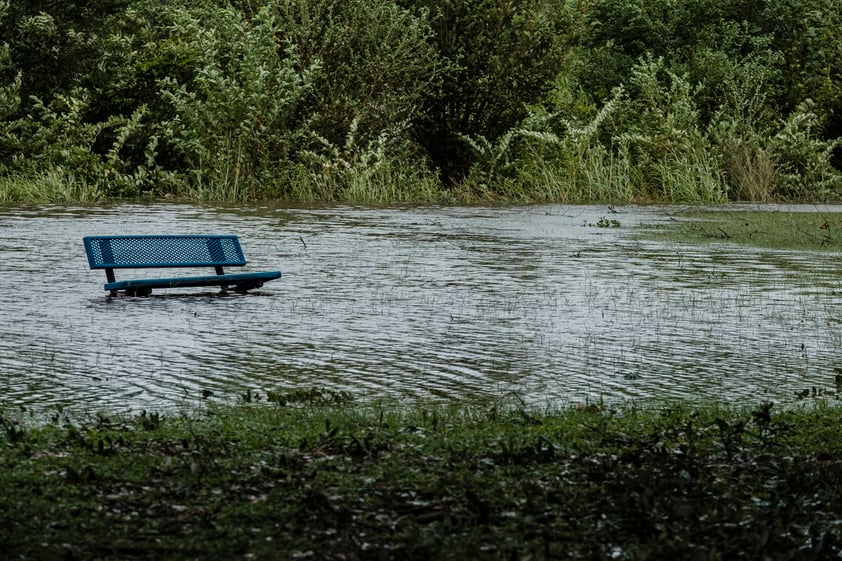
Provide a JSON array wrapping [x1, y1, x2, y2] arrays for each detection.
[[0, 0, 841, 203], [159, 4, 318, 200], [405, 0, 568, 182]]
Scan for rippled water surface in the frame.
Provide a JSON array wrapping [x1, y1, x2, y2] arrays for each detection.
[[2, 203, 842, 413]]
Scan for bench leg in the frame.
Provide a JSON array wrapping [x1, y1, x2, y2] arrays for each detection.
[[125, 287, 152, 297], [234, 281, 263, 294]]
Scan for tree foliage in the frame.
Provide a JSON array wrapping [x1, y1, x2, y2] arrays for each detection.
[[0, 0, 841, 202]]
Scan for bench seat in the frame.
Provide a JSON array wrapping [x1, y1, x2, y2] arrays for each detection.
[[105, 271, 283, 294], [84, 234, 282, 296]]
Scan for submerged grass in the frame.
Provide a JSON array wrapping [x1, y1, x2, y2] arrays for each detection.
[[644, 208, 842, 251], [3, 399, 842, 559]]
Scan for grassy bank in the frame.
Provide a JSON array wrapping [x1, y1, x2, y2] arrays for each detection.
[[644, 208, 842, 251], [3, 399, 842, 560]]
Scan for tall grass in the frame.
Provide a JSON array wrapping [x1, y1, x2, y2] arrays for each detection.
[[459, 54, 840, 204], [335, 165, 445, 205], [496, 142, 637, 204], [459, 88, 639, 203], [714, 136, 777, 202], [655, 141, 729, 203], [0, 170, 103, 204]]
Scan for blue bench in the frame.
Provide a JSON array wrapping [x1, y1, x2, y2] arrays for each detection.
[[83, 235, 282, 296]]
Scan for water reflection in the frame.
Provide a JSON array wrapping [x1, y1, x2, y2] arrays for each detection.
[[1, 203, 841, 413]]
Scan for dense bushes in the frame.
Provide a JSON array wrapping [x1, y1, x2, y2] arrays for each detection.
[[0, 0, 840, 203], [398, 0, 569, 184]]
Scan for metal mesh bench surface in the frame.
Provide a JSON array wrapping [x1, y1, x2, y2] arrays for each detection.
[[83, 235, 246, 269]]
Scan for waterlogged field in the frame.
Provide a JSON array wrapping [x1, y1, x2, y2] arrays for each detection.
[[2, 203, 842, 414]]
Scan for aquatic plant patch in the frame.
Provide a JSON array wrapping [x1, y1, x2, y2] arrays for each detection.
[[643, 208, 842, 251]]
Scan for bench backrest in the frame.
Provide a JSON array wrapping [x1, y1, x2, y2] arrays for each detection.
[[83, 235, 247, 269]]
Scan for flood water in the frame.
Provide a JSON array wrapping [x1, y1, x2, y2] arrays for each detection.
[[2, 203, 842, 414]]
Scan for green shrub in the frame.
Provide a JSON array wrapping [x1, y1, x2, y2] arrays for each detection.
[[268, 0, 443, 201], [156, 0, 443, 202], [0, 40, 21, 174], [756, 0, 842, 136], [1, 0, 840, 204], [401, 0, 569, 184], [272, 0, 440, 156], [158, 4, 318, 201], [614, 56, 728, 202], [463, 56, 728, 203], [768, 100, 842, 200]]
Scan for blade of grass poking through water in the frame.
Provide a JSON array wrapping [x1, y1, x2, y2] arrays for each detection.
[[4, 401, 842, 559]]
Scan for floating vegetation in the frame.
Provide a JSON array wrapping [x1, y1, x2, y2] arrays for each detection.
[[265, 386, 355, 406], [592, 216, 621, 228]]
